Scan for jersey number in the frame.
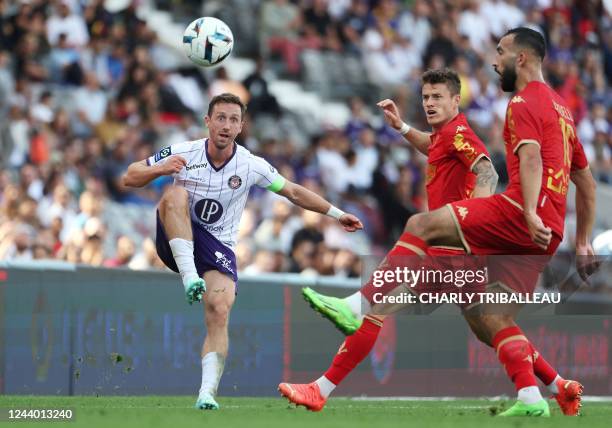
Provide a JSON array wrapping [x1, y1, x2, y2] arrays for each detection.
[[546, 118, 573, 195]]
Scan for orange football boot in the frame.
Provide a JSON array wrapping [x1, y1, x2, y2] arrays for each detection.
[[553, 378, 583, 416], [278, 382, 327, 412]]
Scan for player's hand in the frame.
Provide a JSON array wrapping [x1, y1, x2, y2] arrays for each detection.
[[377, 99, 403, 130], [576, 243, 600, 282], [159, 156, 187, 175], [525, 211, 552, 250], [339, 213, 363, 232]]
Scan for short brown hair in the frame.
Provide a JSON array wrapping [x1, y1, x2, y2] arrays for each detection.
[[421, 68, 461, 96], [208, 93, 246, 118]]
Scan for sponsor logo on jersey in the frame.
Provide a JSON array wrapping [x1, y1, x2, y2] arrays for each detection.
[[154, 146, 172, 162], [195, 198, 224, 224], [456, 125, 467, 133], [453, 134, 476, 161], [269, 165, 276, 174], [425, 164, 437, 185], [186, 162, 208, 171], [510, 95, 525, 104], [552, 100, 574, 122], [203, 225, 224, 232], [457, 206, 469, 220], [228, 175, 242, 189], [214, 251, 235, 274]]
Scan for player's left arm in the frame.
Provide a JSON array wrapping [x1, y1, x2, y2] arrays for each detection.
[[570, 144, 599, 280], [276, 180, 364, 232], [471, 158, 498, 198]]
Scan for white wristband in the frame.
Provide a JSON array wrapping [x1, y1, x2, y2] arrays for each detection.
[[399, 122, 411, 135], [326, 205, 345, 220]]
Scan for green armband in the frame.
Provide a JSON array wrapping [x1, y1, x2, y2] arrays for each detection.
[[266, 176, 286, 193]]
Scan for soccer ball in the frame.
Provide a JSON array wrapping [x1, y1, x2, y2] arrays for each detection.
[[183, 17, 234, 67]]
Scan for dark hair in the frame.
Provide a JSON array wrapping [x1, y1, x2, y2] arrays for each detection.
[[421, 68, 461, 96], [504, 27, 546, 60], [207, 93, 246, 118]]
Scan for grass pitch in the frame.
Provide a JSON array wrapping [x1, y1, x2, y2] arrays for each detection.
[[1, 396, 611, 427]]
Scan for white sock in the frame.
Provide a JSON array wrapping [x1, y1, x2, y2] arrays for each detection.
[[517, 386, 544, 404], [547, 374, 562, 394], [345, 292, 369, 319], [169, 238, 199, 288], [199, 352, 226, 397], [315, 376, 336, 398]]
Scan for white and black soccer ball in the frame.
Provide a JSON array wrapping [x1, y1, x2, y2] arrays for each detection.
[[183, 17, 234, 67]]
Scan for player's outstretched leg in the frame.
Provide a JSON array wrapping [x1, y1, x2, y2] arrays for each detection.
[[303, 232, 429, 335], [158, 187, 206, 304], [279, 316, 383, 410], [302, 287, 364, 335]]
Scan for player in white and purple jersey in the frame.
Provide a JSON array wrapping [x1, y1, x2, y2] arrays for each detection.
[[122, 93, 363, 411]]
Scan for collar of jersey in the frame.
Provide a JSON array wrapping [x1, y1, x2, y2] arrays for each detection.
[[205, 138, 237, 172], [429, 112, 465, 143]]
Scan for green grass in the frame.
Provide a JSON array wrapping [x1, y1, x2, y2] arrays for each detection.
[[0, 396, 610, 427]]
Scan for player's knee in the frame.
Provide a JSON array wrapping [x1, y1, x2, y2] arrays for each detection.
[[472, 314, 514, 340], [206, 302, 231, 326], [159, 187, 189, 213], [405, 214, 432, 240]]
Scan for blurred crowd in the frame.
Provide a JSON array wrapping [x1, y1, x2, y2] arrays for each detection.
[[0, 0, 610, 276]]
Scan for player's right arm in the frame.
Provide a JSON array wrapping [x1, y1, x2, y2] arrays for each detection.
[[518, 144, 552, 250], [122, 156, 186, 188], [508, 101, 552, 250], [377, 99, 431, 155]]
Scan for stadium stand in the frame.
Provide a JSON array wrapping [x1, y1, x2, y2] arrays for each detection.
[[0, 0, 610, 273]]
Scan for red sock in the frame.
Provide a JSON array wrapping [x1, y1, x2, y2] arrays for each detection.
[[493, 326, 538, 391], [323, 316, 383, 385], [360, 232, 429, 305], [514, 327, 559, 386]]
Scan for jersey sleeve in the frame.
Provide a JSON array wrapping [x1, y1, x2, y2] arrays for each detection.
[[506, 100, 543, 155], [570, 138, 589, 172], [251, 155, 285, 191], [450, 131, 491, 171], [146, 142, 192, 167]]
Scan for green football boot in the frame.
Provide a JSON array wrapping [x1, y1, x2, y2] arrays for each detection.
[[302, 287, 362, 335], [498, 399, 550, 417], [185, 278, 206, 305]]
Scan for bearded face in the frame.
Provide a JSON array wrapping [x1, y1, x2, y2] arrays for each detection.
[[499, 58, 518, 92]]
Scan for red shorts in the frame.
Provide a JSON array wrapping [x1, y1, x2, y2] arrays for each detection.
[[446, 194, 561, 293], [446, 193, 561, 256]]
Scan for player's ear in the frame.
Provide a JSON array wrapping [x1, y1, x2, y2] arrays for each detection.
[[453, 93, 461, 108], [204, 115, 210, 127]]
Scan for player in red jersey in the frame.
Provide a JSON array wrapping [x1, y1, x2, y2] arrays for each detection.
[[281, 66, 585, 415], [296, 28, 596, 416]]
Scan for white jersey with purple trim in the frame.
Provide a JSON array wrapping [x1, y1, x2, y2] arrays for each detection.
[[147, 138, 284, 250]]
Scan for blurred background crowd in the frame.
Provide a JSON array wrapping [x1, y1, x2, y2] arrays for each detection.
[[0, 0, 610, 276]]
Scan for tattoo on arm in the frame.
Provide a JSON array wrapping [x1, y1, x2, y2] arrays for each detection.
[[473, 159, 499, 194]]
